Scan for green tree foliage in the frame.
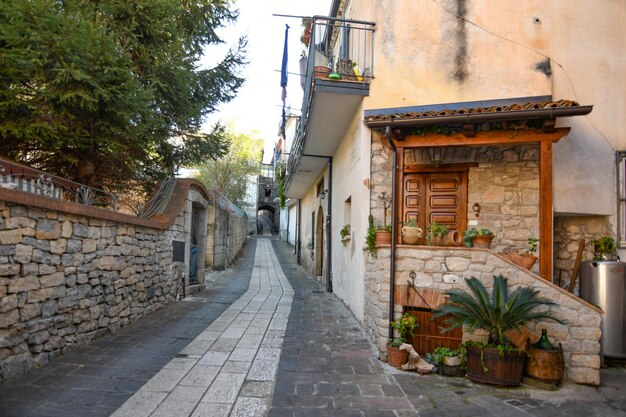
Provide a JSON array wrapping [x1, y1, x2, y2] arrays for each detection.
[[193, 129, 263, 206], [0, 0, 246, 190]]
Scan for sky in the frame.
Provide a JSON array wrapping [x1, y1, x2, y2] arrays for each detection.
[[201, 0, 332, 163]]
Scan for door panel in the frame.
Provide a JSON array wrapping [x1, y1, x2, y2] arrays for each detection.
[[402, 171, 467, 244]]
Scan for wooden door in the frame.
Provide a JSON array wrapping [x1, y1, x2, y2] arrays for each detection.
[[402, 171, 467, 244]]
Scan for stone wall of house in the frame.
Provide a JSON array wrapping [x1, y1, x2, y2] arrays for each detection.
[[553, 216, 614, 290], [363, 246, 602, 385], [467, 145, 540, 259]]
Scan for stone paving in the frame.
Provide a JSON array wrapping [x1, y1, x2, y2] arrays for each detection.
[[1, 237, 625, 417], [110, 238, 293, 417]]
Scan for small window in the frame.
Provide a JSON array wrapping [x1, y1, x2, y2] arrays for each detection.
[[316, 178, 324, 197]]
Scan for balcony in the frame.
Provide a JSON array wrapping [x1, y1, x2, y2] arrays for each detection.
[[286, 16, 375, 198]]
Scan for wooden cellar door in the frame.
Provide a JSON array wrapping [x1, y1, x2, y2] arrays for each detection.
[[402, 171, 468, 244]]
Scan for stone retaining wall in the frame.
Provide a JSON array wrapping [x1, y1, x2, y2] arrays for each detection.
[[0, 179, 256, 381], [364, 246, 602, 385]]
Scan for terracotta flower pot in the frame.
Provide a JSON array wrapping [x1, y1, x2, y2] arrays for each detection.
[[472, 234, 494, 249], [427, 236, 444, 246], [507, 251, 537, 270], [387, 345, 409, 367], [313, 66, 331, 79], [375, 230, 391, 246]]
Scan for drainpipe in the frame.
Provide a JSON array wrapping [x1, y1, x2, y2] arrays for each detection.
[[385, 127, 398, 340], [326, 157, 333, 293], [296, 198, 302, 264]]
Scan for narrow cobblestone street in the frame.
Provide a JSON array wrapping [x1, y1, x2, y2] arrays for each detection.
[[0, 237, 625, 417]]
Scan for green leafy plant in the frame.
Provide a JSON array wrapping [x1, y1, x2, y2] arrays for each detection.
[[591, 236, 618, 260], [306, 239, 314, 253], [402, 219, 418, 227], [426, 222, 448, 244], [340, 224, 351, 239], [526, 237, 539, 255], [366, 214, 377, 257], [434, 274, 564, 347], [376, 225, 392, 232], [463, 227, 494, 247], [431, 347, 459, 364], [388, 312, 417, 346]]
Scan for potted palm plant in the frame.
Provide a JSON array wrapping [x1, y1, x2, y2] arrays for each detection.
[[434, 274, 564, 386]]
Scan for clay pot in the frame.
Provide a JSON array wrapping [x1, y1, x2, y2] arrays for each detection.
[[427, 235, 444, 246], [387, 345, 409, 368], [313, 66, 331, 78], [375, 230, 391, 246], [507, 251, 537, 270], [472, 234, 494, 249], [443, 230, 462, 246], [401, 226, 422, 244]]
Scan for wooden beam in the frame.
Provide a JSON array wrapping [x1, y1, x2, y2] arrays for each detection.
[[394, 128, 571, 148], [539, 141, 553, 280]]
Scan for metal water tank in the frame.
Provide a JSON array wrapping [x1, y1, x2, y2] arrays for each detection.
[[579, 261, 626, 358]]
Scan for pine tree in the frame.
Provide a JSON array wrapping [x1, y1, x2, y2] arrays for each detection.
[[0, 0, 246, 191]]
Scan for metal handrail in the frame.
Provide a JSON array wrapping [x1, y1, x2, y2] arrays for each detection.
[[0, 158, 120, 210]]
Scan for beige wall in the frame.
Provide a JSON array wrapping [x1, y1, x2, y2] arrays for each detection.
[[345, 0, 625, 219]]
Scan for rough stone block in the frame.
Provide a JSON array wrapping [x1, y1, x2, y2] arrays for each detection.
[[0, 229, 24, 245], [82, 239, 97, 253], [35, 219, 61, 240], [567, 367, 599, 386], [0, 352, 33, 380], [8, 276, 39, 293], [27, 288, 53, 304], [0, 264, 20, 276], [39, 272, 64, 289], [50, 239, 67, 255], [0, 295, 18, 313], [0, 309, 20, 327]]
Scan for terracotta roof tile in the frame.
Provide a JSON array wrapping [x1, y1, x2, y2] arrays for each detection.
[[364, 99, 580, 122]]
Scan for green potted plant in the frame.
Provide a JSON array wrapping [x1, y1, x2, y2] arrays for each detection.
[[434, 274, 564, 386], [463, 227, 494, 248], [507, 237, 539, 270], [401, 219, 422, 245], [426, 222, 448, 246], [429, 347, 464, 377], [591, 236, 618, 261], [375, 192, 392, 245], [340, 224, 351, 246], [387, 312, 417, 367]]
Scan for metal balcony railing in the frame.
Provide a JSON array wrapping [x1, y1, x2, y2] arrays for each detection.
[[287, 16, 376, 181]]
